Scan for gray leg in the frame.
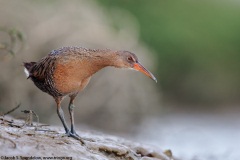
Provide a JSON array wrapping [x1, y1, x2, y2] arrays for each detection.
[[55, 96, 84, 144], [68, 95, 78, 135], [55, 97, 69, 134], [57, 106, 70, 133]]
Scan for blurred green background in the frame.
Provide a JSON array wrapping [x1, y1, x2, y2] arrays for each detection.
[[1, 0, 239, 113], [99, 0, 240, 107]]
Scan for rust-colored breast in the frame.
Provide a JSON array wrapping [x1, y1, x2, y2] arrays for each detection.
[[53, 59, 91, 94]]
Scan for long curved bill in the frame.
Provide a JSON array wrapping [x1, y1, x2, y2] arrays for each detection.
[[133, 62, 157, 83]]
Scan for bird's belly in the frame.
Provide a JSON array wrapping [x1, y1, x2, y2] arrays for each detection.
[[53, 63, 91, 94], [54, 75, 90, 94]]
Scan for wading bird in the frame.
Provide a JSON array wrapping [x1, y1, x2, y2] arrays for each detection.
[[24, 47, 157, 143]]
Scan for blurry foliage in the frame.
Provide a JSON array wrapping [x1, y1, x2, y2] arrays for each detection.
[[0, 0, 162, 132], [0, 27, 24, 59], [99, 0, 240, 105]]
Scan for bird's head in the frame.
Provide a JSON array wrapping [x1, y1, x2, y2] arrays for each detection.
[[114, 51, 157, 83]]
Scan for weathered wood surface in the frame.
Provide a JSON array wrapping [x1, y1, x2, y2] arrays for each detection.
[[0, 116, 174, 160]]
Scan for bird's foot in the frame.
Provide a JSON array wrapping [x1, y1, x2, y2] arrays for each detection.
[[66, 131, 95, 143], [66, 131, 85, 145], [70, 130, 80, 137]]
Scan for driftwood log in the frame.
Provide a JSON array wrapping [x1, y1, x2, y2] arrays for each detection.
[[0, 116, 174, 160]]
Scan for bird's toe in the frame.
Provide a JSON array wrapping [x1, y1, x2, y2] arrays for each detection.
[[67, 132, 85, 144]]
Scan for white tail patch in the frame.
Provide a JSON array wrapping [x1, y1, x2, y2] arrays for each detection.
[[24, 67, 29, 77]]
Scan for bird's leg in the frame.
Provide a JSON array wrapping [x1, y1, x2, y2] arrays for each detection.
[[68, 94, 78, 136], [55, 97, 85, 144], [67, 94, 85, 144], [55, 97, 70, 134]]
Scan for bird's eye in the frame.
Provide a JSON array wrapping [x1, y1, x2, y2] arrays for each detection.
[[127, 56, 134, 62]]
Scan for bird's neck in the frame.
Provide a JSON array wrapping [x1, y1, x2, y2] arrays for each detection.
[[93, 50, 120, 66], [84, 50, 120, 76]]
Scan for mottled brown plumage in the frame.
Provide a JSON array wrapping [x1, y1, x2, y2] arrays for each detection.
[[24, 46, 157, 143]]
